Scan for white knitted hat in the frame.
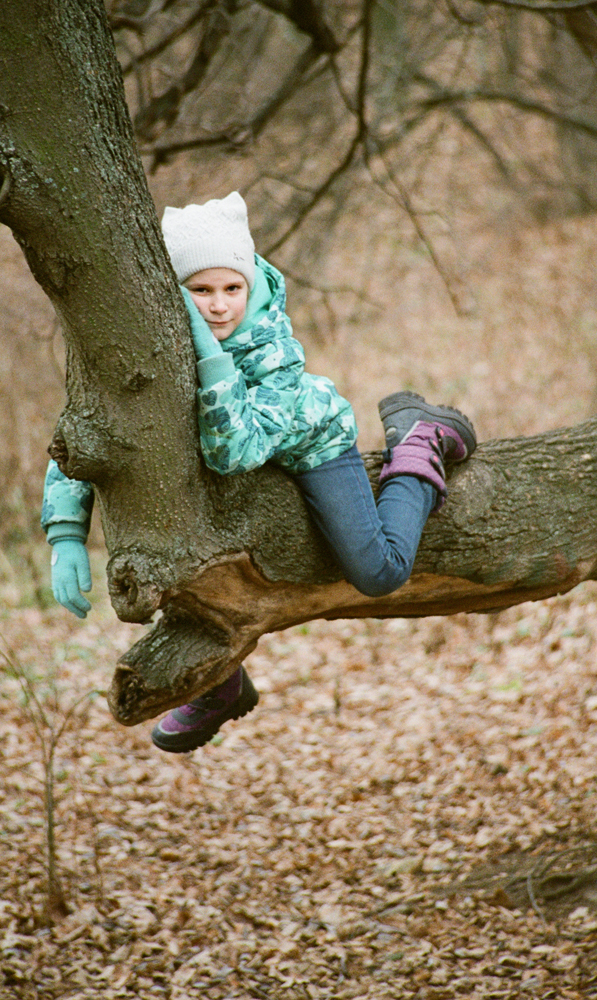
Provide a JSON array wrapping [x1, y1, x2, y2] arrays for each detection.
[[161, 191, 255, 289]]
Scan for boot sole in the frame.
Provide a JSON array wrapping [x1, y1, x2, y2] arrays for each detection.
[[378, 391, 477, 459], [151, 672, 259, 754]]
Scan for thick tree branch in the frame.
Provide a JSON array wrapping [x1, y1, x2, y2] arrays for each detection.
[[7, 0, 597, 735], [108, 421, 597, 725]]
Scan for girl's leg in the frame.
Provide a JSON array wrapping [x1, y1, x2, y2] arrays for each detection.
[[150, 451, 422, 753], [152, 393, 476, 753], [151, 665, 259, 753], [296, 392, 477, 599], [294, 444, 436, 598]]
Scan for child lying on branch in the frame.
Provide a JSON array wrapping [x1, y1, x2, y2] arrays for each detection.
[[41, 192, 476, 753]]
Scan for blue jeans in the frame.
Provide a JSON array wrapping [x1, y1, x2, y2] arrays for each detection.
[[294, 444, 435, 597]]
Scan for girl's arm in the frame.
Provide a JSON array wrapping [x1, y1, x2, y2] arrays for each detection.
[[41, 460, 94, 618], [180, 275, 305, 475], [41, 459, 94, 540], [197, 337, 305, 475]]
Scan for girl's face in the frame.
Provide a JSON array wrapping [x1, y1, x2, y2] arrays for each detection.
[[184, 267, 249, 341]]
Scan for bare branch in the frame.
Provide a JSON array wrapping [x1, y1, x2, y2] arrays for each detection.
[[144, 41, 322, 165], [283, 267, 379, 309], [408, 69, 516, 181], [355, 0, 373, 130], [444, 0, 487, 24], [116, 33, 147, 110], [397, 80, 597, 142], [262, 0, 373, 254], [365, 146, 470, 316], [327, 15, 369, 116], [449, 107, 515, 180], [134, 0, 237, 142], [262, 134, 361, 255], [255, 0, 340, 52], [108, 0, 178, 31], [119, 4, 211, 76], [476, 0, 597, 9]]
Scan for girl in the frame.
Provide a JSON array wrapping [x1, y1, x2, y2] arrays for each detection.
[[42, 192, 476, 753]]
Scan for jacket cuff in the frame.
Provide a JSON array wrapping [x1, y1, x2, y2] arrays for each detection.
[[46, 522, 88, 544], [196, 354, 236, 389]]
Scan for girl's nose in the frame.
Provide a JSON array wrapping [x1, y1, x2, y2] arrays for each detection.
[[211, 294, 227, 314]]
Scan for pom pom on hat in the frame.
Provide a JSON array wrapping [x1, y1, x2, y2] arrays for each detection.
[[162, 191, 255, 289]]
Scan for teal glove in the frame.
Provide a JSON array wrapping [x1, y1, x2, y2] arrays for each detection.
[[50, 539, 92, 619], [180, 286, 223, 359]]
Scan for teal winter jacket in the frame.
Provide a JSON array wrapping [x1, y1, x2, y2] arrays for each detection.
[[41, 255, 358, 539], [196, 255, 357, 475]]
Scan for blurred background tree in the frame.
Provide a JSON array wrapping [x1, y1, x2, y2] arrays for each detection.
[[108, 0, 597, 277]]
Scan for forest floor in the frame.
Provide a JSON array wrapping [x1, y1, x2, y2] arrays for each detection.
[[1, 556, 597, 1000]]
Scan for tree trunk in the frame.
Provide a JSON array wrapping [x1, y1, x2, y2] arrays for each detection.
[[2, 1, 596, 727]]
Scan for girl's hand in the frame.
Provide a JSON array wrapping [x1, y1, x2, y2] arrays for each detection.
[[50, 539, 92, 619], [181, 286, 223, 359]]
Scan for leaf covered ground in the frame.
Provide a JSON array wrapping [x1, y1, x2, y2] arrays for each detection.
[[1, 565, 597, 1000], [3, 70, 597, 1000]]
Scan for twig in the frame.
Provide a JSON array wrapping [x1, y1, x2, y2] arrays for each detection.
[[526, 866, 546, 922], [364, 148, 466, 316], [282, 267, 379, 308], [263, 0, 373, 254], [263, 132, 361, 255], [118, 3, 210, 75], [476, 0, 597, 9], [0, 634, 99, 922], [449, 107, 515, 181]]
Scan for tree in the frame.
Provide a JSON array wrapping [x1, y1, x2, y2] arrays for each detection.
[[2, 0, 597, 728], [105, 0, 597, 295]]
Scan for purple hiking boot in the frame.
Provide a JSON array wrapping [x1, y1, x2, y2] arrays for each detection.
[[378, 391, 477, 510], [151, 665, 259, 754], [378, 391, 477, 458]]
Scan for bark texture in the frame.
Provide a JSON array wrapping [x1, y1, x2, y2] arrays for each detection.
[[1, 1, 596, 726], [0, 0, 210, 621], [113, 423, 597, 724]]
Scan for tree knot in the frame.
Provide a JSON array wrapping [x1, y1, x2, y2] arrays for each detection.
[[48, 431, 69, 474], [108, 550, 173, 623]]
